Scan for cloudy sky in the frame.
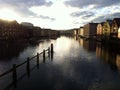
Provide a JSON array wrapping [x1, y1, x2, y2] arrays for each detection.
[[0, 0, 120, 30]]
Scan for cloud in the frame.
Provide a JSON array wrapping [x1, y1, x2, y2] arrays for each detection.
[[69, 1, 120, 26], [39, 15, 56, 21], [71, 11, 95, 18], [0, 0, 53, 17], [111, 13, 120, 18], [93, 16, 107, 23], [93, 12, 120, 23], [70, 12, 81, 17], [92, 5, 120, 23], [64, 0, 120, 8], [3, 0, 53, 7]]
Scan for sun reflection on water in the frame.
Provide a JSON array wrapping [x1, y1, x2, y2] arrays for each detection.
[[53, 36, 79, 63]]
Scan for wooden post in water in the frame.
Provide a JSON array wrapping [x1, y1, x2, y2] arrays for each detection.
[[51, 43, 53, 54], [27, 57, 30, 77], [51, 43, 53, 61], [43, 49, 45, 63], [13, 64, 17, 87], [48, 47, 50, 57], [37, 53, 39, 69]]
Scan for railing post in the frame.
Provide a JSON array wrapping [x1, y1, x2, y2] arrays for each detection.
[[27, 57, 30, 77], [13, 64, 17, 87], [51, 43, 53, 61], [43, 49, 45, 63], [48, 47, 50, 57], [51, 43, 53, 54], [37, 53, 39, 69]]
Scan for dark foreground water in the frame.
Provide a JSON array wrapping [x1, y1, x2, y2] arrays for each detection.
[[0, 36, 120, 90]]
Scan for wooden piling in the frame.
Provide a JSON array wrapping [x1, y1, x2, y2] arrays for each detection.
[[13, 64, 17, 87], [51, 43, 53, 54], [48, 47, 50, 57], [43, 49, 45, 63], [51, 51, 53, 61], [37, 53, 39, 69], [27, 57, 30, 77], [51, 44, 53, 61]]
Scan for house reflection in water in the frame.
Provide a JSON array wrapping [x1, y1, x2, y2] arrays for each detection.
[[78, 38, 83, 46], [77, 37, 96, 51], [96, 43, 110, 63], [116, 54, 120, 71], [82, 40, 96, 51], [96, 43, 120, 70], [0, 43, 28, 60], [96, 43, 102, 58]]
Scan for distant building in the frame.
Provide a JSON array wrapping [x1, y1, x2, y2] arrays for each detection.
[[78, 27, 84, 36], [0, 20, 28, 40], [33, 27, 42, 37], [83, 23, 98, 38], [21, 22, 33, 29], [21, 22, 34, 38], [60, 30, 74, 35], [74, 29, 78, 36], [111, 18, 120, 38]]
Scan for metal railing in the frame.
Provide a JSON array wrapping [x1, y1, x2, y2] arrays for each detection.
[[0, 43, 54, 88]]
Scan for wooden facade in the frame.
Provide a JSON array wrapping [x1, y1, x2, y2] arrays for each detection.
[[118, 28, 120, 38], [96, 23, 104, 41], [97, 23, 104, 35], [103, 20, 112, 37], [83, 23, 98, 38], [111, 18, 120, 38]]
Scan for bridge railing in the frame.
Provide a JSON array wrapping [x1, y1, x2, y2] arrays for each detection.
[[0, 43, 54, 88]]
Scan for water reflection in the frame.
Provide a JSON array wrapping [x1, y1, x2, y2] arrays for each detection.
[[13, 36, 120, 90], [0, 43, 28, 60], [78, 38, 83, 46], [1, 36, 120, 90], [116, 54, 120, 71], [95, 43, 119, 70], [82, 40, 96, 52], [0, 37, 120, 73], [96, 43, 102, 58], [54, 36, 79, 63], [78, 37, 120, 72], [76, 36, 96, 52]]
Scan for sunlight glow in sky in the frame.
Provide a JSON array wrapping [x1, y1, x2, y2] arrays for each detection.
[[30, 1, 79, 29], [0, 0, 120, 30], [0, 8, 20, 21]]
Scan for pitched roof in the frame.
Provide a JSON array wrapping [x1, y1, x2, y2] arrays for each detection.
[[106, 20, 113, 26], [114, 18, 120, 27], [98, 22, 104, 26]]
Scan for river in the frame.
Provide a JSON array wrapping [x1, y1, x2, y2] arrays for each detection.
[[0, 36, 120, 90]]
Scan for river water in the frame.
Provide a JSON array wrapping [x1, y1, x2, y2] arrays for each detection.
[[1, 36, 120, 90]]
